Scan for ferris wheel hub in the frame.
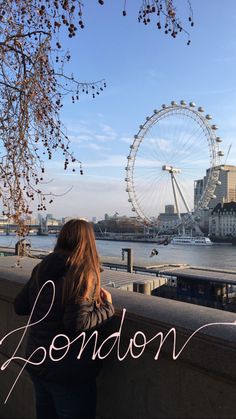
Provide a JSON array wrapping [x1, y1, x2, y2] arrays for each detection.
[[162, 165, 181, 174]]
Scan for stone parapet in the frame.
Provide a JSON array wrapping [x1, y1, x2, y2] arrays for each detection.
[[0, 257, 235, 419]]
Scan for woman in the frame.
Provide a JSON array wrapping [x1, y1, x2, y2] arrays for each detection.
[[14, 219, 115, 419]]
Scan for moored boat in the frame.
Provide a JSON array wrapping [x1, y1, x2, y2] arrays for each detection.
[[171, 236, 213, 246]]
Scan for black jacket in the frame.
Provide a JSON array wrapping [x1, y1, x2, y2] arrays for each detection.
[[14, 251, 115, 383]]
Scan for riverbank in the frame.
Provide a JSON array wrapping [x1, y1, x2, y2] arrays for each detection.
[[0, 236, 236, 270]]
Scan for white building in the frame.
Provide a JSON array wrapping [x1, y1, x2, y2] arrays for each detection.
[[209, 202, 236, 238]]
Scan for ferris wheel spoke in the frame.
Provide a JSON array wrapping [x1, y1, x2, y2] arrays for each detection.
[[174, 121, 207, 157], [134, 171, 166, 200], [142, 130, 161, 159], [176, 144, 209, 169], [171, 131, 205, 167], [134, 172, 168, 216], [145, 129, 171, 164]]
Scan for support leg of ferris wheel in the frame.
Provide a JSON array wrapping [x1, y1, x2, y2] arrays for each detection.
[[170, 172, 185, 235], [172, 173, 203, 236], [163, 165, 184, 234], [170, 173, 181, 220], [170, 173, 184, 235], [172, 174, 191, 213]]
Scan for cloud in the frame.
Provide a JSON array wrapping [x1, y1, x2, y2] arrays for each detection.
[[69, 134, 93, 143], [121, 136, 133, 144], [145, 68, 165, 79], [94, 134, 113, 142], [100, 124, 117, 137], [67, 121, 119, 148], [148, 137, 172, 152], [85, 154, 126, 168], [86, 143, 109, 151]]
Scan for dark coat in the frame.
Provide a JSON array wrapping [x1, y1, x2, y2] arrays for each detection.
[[14, 251, 115, 383]]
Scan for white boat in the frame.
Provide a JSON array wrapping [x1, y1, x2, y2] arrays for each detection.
[[171, 236, 213, 246]]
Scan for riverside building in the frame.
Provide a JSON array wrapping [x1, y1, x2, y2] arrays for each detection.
[[209, 202, 236, 242], [194, 165, 236, 234], [194, 165, 236, 209]]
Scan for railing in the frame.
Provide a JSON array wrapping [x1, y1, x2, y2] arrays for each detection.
[[0, 258, 236, 419]]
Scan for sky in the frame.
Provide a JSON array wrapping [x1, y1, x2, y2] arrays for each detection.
[[37, 0, 236, 221]]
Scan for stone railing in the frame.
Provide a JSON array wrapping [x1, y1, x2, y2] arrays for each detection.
[[0, 257, 236, 419]]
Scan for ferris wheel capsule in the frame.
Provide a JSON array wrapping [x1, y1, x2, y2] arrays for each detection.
[[153, 109, 158, 114], [205, 114, 212, 120], [211, 125, 218, 130], [162, 104, 166, 109], [180, 100, 186, 106], [171, 101, 177, 106], [189, 102, 196, 107], [215, 137, 222, 142], [218, 151, 224, 156], [198, 107, 205, 112]]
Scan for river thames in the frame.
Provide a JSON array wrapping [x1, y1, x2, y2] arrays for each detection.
[[0, 235, 236, 270]]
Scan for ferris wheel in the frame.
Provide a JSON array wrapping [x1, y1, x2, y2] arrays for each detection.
[[125, 101, 224, 230]]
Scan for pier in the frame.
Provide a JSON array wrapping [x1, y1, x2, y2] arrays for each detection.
[[1, 246, 236, 312]]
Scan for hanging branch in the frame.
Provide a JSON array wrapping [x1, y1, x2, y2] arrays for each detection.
[[104, 0, 194, 44], [0, 0, 106, 234], [136, 0, 194, 45]]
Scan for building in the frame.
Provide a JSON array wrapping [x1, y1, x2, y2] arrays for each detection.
[[157, 204, 180, 233], [194, 178, 204, 208], [46, 218, 61, 226], [46, 213, 54, 221], [62, 216, 73, 224], [25, 215, 37, 225], [164, 204, 175, 214], [194, 165, 236, 210], [194, 165, 236, 234], [209, 202, 236, 240]]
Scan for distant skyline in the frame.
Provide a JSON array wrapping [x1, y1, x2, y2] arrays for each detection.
[[13, 1, 236, 219]]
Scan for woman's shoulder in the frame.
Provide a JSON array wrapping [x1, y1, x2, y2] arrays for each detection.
[[37, 251, 69, 280]]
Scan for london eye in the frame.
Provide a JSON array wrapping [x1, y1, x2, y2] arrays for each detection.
[[125, 101, 224, 231]]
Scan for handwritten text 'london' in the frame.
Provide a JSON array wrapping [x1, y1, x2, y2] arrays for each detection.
[[0, 280, 235, 403]]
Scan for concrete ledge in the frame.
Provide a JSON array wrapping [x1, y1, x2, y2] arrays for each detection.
[[0, 257, 236, 418]]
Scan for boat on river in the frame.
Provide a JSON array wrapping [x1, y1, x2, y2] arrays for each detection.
[[171, 236, 213, 246]]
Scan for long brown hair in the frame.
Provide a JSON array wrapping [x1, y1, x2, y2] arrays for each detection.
[[54, 219, 102, 306]]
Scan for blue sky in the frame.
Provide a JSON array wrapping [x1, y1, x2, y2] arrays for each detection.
[[42, 0, 236, 220]]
